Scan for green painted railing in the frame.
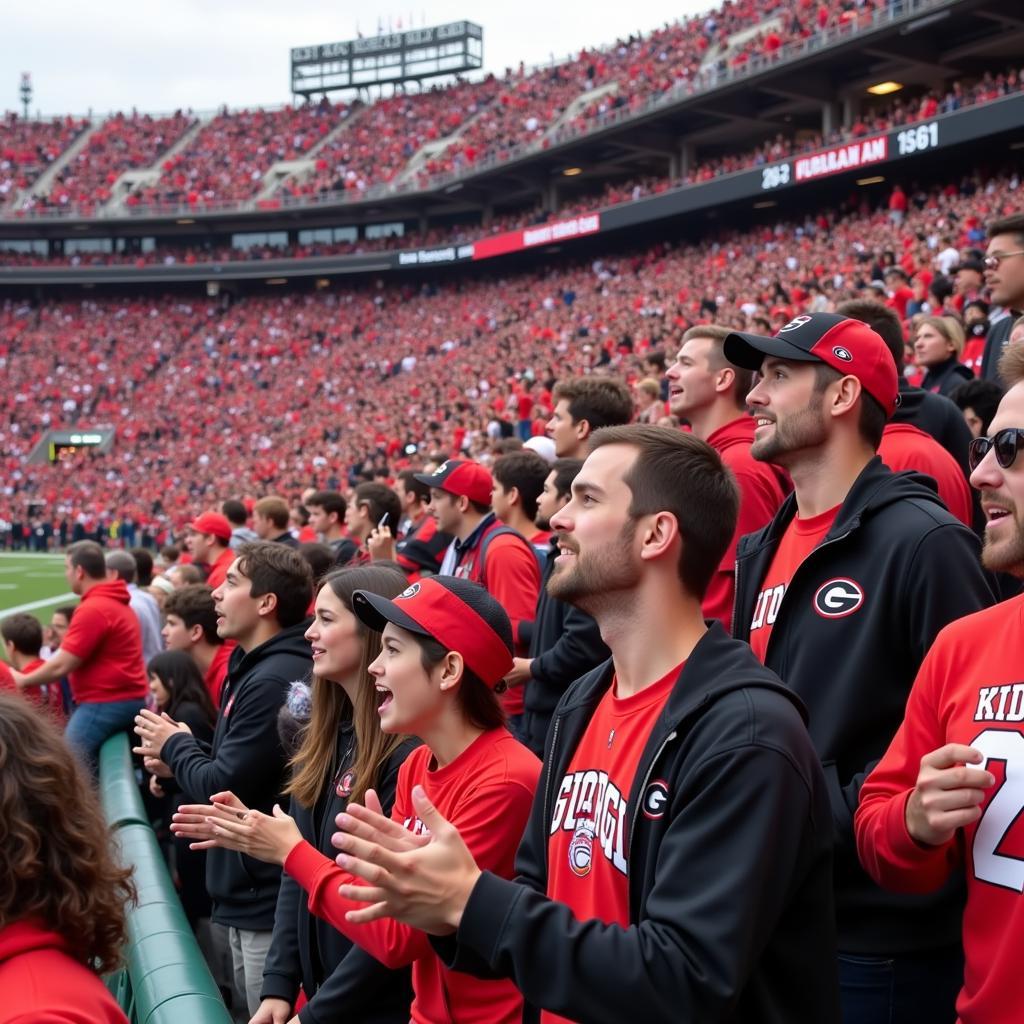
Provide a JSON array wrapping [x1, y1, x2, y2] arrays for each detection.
[[99, 734, 231, 1024]]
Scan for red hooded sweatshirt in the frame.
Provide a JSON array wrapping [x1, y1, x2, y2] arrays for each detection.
[[0, 919, 128, 1023], [59, 579, 148, 704]]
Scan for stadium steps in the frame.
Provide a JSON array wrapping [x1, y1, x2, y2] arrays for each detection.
[[103, 117, 208, 213], [14, 120, 99, 204], [697, 17, 783, 72], [255, 104, 368, 202], [542, 81, 620, 142], [388, 101, 495, 189]]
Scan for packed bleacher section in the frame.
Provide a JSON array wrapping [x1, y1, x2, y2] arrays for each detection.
[[0, 167, 1017, 534], [0, 0, 965, 218], [0, 113, 89, 207], [3, 64, 1018, 263], [21, 112, 197, 215]]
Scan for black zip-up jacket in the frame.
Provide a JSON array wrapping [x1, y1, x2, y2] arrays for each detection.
[[163, 621, 313, 930], [920, 356, 973, 398], [433, 624, 840, 1023], [890, 379, 972, 479], [733, 457, 994, 954], [519, 538, 609, 755], [260, 725, 418, 1024]]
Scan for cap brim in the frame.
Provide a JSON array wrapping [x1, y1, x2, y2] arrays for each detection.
[[723, 331, 820, 371], [351, 590, 431, 638], [413, 472, 439, 489]]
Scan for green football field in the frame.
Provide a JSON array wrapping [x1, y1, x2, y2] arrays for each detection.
[[0, 552, 77, 643]]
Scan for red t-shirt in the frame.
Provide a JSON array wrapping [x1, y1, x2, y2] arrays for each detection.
[[962, 336, 986, 377], [205, 546, 235, 591], [286, 727, 540, 1024], [856, 594, 1024, 1024], [748, 506, 839, 663], [59, 580, 148, 703], [879, 422, 973, 527], [204, 641, 234, 706], [0, 657, 64, 723], [704, 417, 789, 633], [544, 663, 681, 1024]]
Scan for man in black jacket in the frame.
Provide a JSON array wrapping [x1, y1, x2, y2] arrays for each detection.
[[135, 541, 313, 1017], [329, 425, 840, 1023], [724, 312, 995, 1024], [507, 457, 610, 756]]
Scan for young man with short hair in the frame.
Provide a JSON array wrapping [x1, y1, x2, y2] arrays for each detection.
[[725, 312, 995, 1023], [185, 511, 236, 589], [665, 323, 788, 631], [386, 470, 451, 580], [857, 343, 1024, 1024], [344, 482, 401, 565], [982, 213, 1024, 381], [253, 497, 298, 548], [546, 376, 633, 459], [162, 583, 233, 704], [14, 540, 147, 768], [491, 450, 553, 554], [222, 498, 258, 550], [304, 490, 354, 561], [134, 542, 313, 1017], [416, 458, 541, 735], [332, 426, 840, 1022], [507, 457, 610, 756], [0, 613, 61, 721]]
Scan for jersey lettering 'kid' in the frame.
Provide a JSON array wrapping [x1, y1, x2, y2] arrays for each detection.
[[748, 506, 838, 663], [856, 594, 1024, 1024], [543, 663, 681, 1024]]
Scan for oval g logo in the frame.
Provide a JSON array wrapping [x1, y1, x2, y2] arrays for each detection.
[[832, 346, 853, 362], [643, 780, 670, 820], [813, 579, 864, 618]]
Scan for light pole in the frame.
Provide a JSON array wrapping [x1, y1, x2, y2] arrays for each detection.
[[19, 73, 32, 120]]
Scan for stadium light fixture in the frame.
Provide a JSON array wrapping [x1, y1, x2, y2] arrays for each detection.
[[867, 81, 902, 96], [176, 218, 196, 225], [857, 175, 886, 186], [753, 200, 777, 209], [562, 167, 583, 176], [265, 278, 288, 285]]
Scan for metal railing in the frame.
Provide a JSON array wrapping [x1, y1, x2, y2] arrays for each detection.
[[0, 0, 953, 224], [99, 734, 231, 1024]]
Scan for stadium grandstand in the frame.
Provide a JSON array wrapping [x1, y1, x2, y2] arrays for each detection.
[[2, 0, 1024, 1020]]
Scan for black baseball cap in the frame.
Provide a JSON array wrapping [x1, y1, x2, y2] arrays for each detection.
[[724, 312, 899, 415]]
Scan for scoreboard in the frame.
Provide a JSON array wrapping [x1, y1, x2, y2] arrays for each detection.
[[291, 21, 483, 97]]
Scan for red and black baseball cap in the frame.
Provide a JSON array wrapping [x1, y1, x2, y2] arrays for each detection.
[[351, 576, 514, 688], [414, 459, 493, 506], [724, 312, 899, 416]]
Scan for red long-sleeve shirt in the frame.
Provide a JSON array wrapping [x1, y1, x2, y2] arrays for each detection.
[[856, 595, 1024, 1024], [285, 727, 540, 1024]]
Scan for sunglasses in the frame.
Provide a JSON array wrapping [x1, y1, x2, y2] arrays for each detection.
[[968, 428, 1024, 471]]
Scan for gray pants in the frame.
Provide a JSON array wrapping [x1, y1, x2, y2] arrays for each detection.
[[228, 926, 273, 1017]]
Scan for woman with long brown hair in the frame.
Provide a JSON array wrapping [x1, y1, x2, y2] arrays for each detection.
[[234, 564, 418, 1024], [0, 692, 135, 1023]]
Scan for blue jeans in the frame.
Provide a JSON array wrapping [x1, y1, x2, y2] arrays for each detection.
[[839, 944, 962, 1024], [65, 698, 145, 773]]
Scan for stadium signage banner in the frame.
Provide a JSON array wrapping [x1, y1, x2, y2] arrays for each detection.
[[792, 134, 888, 182], [291, 22, 480, 64], [471, 213, 602, 261]]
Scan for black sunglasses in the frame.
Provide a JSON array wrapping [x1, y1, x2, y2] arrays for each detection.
[[968, 428, 1024, 471]]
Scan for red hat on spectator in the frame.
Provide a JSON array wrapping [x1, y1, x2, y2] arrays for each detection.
[[186, 511, 233, 542], [724, 312, 899, 416], [414, 459, 493, 506]]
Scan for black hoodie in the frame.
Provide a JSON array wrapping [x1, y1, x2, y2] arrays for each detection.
[[163, 620, 313, 930], [434, 625, 840, 1023], [734, 457, 994, 953]]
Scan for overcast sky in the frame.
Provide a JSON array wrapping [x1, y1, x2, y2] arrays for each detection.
[[2, 0, 713, 117]]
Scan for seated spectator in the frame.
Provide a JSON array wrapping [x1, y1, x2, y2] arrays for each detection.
[[161, 583, 233, 705], [547, 377, 634, 458], [254, 497, 298, 548], [344, 483, 401, 566], [223, 498, 259, 550], [185, 512, 236, 589], [0, 693, 134, 1024], [0, 613, 63, 722], [916, 315, 974, 397], [950, 378, 1005, 439], [491, 450, 553, 556], [304, 490, 354, 561]]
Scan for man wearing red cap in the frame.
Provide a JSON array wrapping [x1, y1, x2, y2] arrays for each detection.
[[724, 312, 995, 1023], [186, 512, 235, 590], [415, 459, 541, 738]]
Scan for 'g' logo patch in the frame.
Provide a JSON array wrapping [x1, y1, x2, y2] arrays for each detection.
[[813, 578, 864, 618], [643, 779, 670, 820]]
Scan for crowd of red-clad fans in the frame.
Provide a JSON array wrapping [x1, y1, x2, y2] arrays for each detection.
[[0, 166, 1018, 543], [0, 0, 983, 218]]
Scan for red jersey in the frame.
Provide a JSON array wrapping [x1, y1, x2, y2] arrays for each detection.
[[545, 663, 681, 1023], [0, 920, 128, 1024], [204, 641, 234, 706], [205, 546, 235, 591], [962, 336, 986, 377], [748, 506, 838, 664], [856, 595, 1024, 1024], [704, 416, 788, 633], [286, 728, 540, 1024], [0, 657, 63, 722], [879, 422, 973, 527], [59, 580, 148, 703]]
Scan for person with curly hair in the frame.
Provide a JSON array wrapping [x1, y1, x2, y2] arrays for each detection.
[[0, 692, 136, 1023]]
